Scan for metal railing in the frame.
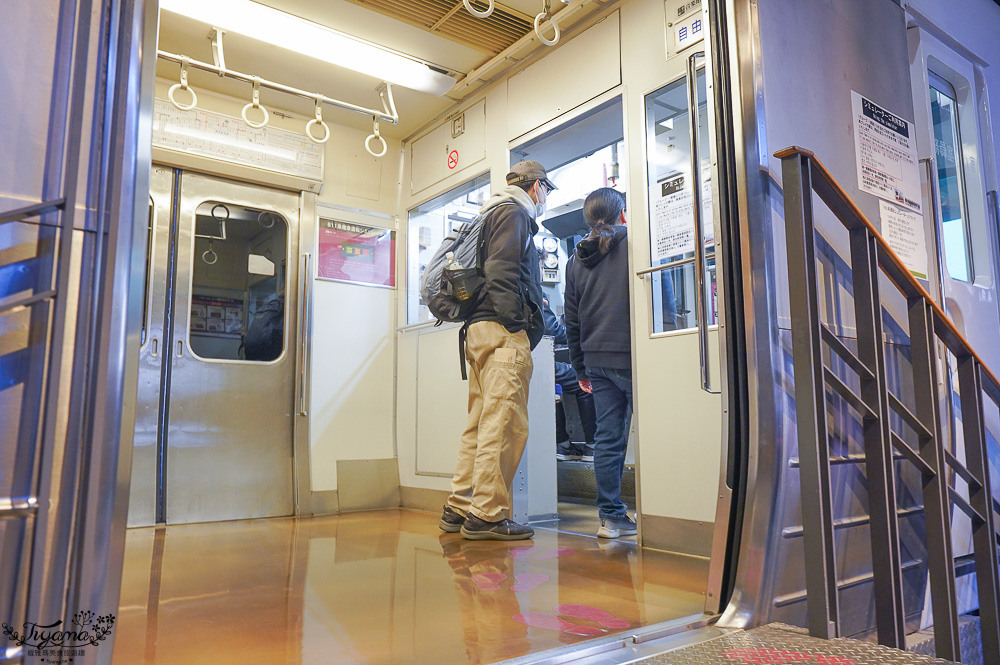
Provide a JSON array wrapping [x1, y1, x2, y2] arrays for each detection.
[[778, 146, 1000, 662]]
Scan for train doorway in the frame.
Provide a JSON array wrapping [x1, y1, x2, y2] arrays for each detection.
[[507, 49, 730, 566], [129, 168, 302, 526], [509, 96, 636, 538]]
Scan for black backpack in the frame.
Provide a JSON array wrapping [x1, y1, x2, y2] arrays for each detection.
[[242, 296, 284, 361]]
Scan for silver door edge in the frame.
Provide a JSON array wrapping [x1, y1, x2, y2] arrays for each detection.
[[295, 191, 316, 515]]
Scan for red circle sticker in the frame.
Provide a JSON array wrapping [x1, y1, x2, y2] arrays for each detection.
[[448, 150, 459, 169]]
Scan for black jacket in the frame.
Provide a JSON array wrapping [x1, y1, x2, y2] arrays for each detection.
[[565, 226, 631, 378], [467, 186, 545, 349]]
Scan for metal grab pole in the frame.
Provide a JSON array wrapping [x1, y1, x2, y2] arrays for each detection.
[[156, 49, 400, 124], [687, 51, 711, 392]]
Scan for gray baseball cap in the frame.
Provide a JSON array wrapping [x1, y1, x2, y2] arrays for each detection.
[[506, 160, 557, 191]]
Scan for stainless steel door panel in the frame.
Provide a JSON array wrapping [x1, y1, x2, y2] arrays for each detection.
[[166, 172, 298, 523], [128, 166, 174, 526]]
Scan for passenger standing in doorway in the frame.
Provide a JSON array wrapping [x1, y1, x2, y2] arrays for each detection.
[[439, 160, 554, 541], [565, 187, 636, 539]]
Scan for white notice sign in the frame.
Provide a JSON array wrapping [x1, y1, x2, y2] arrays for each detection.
[[651, 173, 713, 261], [879, 200, 929, 280], [672, 11, 705, 52], [851, 91, 921, 213]]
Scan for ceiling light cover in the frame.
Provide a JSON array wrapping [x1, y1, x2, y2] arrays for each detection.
[[159, 0, 456, 95]]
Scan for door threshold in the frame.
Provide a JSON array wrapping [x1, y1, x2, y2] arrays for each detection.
[[493, 613, 724, 665]]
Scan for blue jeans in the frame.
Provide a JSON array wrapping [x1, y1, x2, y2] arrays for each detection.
[[588, 365, 632, 519]]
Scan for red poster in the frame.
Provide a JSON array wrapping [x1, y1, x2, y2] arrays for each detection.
[[317, 219, 395, 287]]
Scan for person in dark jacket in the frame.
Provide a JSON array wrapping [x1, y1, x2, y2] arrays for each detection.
[[439, 160, 553, 541], [543, 298, 597, 460], [565, 187, 636, 539]]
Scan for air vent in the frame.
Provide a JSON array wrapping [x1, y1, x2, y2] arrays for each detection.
[[345, 0, 533, 55]]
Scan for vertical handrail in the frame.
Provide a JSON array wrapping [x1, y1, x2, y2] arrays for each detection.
[[298, 252, 311, 417], [907, 298, 960, 660], [956, 356, 1000, 659], [780, 150, 839, 638], [686, 51, 713, 393], [848, 228, 906, 648]]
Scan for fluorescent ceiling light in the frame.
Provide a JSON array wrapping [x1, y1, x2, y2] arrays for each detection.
[[159, 0, 457, 96], [658, 117, 674, 129]]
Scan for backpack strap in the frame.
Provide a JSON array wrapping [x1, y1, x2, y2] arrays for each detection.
[[458, 320, 470, 381]]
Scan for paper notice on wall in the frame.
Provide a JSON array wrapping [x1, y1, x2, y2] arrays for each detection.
[[651, 173, 713, 261], [851, 91, 921, 213], [879, 200, 929, 280]]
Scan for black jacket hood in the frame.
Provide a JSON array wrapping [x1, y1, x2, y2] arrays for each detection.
[[575, 225, 627, 267]]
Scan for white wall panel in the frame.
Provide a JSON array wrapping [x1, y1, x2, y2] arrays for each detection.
[[309, 277, 396, 492], [410, 100, 486, 196], [506, 13, 621, 141], [414, 326, 468, 476]]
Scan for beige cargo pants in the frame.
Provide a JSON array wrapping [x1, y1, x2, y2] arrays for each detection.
[[448, 320, 533, 521]]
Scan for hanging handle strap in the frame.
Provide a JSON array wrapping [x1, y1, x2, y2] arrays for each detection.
[[306, 97, 331, 144], [463, 0, 494, 18]]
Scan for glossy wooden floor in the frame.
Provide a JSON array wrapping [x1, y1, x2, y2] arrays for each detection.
[[113, 509, 709, 665]]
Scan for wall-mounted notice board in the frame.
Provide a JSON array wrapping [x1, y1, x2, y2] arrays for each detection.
[[153, 99, 324, 182]]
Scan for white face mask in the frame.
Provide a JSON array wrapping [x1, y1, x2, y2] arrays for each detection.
[[534, 183, 547, 217]]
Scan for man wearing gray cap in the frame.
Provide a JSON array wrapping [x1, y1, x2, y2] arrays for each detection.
[[439, 160, 556, 540]]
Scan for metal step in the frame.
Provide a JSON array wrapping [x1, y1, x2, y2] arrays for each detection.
[[557, 461, 636, 505], [628, 623, 961, 665]]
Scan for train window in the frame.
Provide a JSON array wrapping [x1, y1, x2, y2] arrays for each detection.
[[188, 201, 288, 362], [644, 72, 717, 334], [406, 173, 491, 324], [929, 73, 973, 282]]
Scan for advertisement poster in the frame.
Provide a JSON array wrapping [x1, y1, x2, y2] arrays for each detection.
[[190, 295, 244, 335], [317, 219, 396, 287], [879, 200, 929, 280], [851, 91, 921, 213], [651, 172, 714, 261]]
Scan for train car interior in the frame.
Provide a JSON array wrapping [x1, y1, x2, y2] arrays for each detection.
[[4, 0, 1000, 664]]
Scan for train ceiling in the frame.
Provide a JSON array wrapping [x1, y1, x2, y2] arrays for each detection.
[[156, 0, 615, 139]]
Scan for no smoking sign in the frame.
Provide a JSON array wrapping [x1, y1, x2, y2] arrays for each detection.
[[447, 150, 459, 169]]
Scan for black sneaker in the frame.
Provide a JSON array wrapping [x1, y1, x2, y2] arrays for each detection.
[[439, 505, 466, 533], [556, 441, 582, 461], [460, 514, 534, 541]]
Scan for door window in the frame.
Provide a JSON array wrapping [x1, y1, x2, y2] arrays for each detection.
[[406, 173, 491, 324], [644, 71, 716, 334], [929, 73, 973, 282], [188, 200, 288, 361]]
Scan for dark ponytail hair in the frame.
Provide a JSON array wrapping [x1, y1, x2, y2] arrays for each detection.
[[582, 187, 626, 256]]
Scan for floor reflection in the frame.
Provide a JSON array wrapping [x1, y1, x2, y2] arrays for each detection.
[[113, 509, 707, 665]]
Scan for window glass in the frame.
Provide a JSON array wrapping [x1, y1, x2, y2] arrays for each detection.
[[929, 73, 972, 282], [407, 174, 491, 324], [545, 142, 628, 211], [644, 70, 716, 334], [189, 201, 288, 361]]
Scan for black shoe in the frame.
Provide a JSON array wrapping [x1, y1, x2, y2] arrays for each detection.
[[556, 441, 582, 461], [439, 505, 466, 533], [460, 514, 534, 541]]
